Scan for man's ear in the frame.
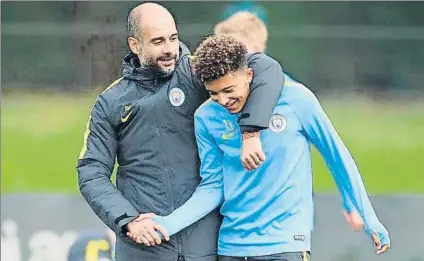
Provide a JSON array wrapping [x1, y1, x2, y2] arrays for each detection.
[[246, 67, 254, 84], [128, 37, 141, 55]]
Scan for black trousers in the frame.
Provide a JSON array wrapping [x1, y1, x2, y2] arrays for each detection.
[[219, 251, 310, 261]]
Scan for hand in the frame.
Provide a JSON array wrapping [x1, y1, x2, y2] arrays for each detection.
[[241, 133, 266, 171], [343, 210, 364, 231], [371, 231, 390, 255], [126, 213, 170, 246]]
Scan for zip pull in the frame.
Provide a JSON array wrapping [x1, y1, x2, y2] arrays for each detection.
[[177, 254, 185, 261]]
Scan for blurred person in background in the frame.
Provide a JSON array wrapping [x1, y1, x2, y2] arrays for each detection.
[[67, 229, 116, 261], [129, 35, 391, 260], [76, 2, 284, 261], [220, 1, 268, 25], [214, 11, 268, 53], [215, 10, 365, 231]]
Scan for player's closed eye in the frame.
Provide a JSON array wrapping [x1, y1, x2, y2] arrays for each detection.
[[223, 89, 234, 94]]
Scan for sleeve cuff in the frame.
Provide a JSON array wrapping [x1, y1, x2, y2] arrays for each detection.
[[239, 125, 265, 133], [117, 215, 138, 236]]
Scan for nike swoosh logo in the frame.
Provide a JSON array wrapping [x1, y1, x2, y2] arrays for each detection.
[[121, 110, 134, 123], [221, 131, 236, 140]]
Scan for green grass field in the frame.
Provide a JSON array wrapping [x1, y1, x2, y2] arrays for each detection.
[[2, 92, 423, 195]]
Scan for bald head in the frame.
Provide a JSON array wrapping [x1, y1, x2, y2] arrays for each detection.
[[127, 3, 175, 40], [126, 3, 180, 77]]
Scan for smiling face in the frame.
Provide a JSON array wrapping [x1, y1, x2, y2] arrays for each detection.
[[127, 3, 180, 76], [191, 35, 251, 113], [138, 19, 180, 75], [205, 67, 253, 114]]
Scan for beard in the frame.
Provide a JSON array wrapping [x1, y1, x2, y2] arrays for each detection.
[[139, 53, 178, 77]]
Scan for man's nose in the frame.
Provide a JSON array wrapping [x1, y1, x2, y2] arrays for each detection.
[[162, 41, 173, 54], [217, 94, 230, 106]]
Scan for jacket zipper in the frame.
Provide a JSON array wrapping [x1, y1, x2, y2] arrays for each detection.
[[158, 127, 183, 256]]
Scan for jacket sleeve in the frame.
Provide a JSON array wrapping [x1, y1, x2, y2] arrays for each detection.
[[238, 53, 285, 133], [76, 95, 139, 236]]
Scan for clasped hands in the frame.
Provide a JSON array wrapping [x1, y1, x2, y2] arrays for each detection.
[[126, 213, 170, 246]]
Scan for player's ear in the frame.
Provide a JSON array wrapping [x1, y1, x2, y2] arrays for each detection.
[[246, 67, 253, 84]]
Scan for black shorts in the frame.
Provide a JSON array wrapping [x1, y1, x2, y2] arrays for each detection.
[[219, 251, 311, 261]]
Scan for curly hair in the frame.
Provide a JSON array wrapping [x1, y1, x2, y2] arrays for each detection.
[[191, 35, 247, 84]]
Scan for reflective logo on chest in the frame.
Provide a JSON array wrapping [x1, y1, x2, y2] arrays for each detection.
[[221, 120, 237, 140], [269, 114, 287, 133], [169, 87, 185, 106]]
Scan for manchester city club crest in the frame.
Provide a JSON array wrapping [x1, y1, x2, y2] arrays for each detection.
[[169, 87, 185, 107], [269, 114, 287, 133]]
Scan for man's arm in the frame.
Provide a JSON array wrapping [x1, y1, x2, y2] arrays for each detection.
[[239, 53, 284, 132], [238, 53, 285, 170], [153, 115, 225, 236], [77, 94, 139, 236], [291, 85, 390, 247]]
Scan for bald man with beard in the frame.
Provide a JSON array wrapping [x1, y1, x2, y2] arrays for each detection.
[[77, 3, 285, 261]]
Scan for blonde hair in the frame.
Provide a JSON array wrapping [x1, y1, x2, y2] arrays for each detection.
[[214, 11, 268, 52]]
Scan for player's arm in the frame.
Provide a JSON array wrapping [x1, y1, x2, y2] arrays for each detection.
[[153, 115, 225, 236], [77, 94, 139, 237], [292, 85, 390, 247], [238, 52, 284, 132]]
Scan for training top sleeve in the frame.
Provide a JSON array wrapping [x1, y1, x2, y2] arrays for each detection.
[[288, 84, 390, 245]]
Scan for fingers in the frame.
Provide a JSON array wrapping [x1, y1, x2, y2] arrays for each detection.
[[134, 213, 156, 222], [343, 210, 350, 222], [349, 212, 363, 231], [242, 153, 265, 171], [256, 150, 266, 162], [376, 244, 390, 255], [138, 234, 151, 246], [126, 231, 137, 242], [371, 232, 390, 254], [372, 231, 390, 254], [146, 226, 162, 244], [129, 229, 157, 246], [371, 232, 381, 248], [154, 224, 170, 241], [141, 229, 157, 246], [127, 218, 169, 246], [243, 154, 258, 170], [343, 211, 363, 231], [240, 135, 266, 171]]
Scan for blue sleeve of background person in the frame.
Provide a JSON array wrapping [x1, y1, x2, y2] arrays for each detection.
[[288, 84, 390, 245], [154, 114, 224, 236]]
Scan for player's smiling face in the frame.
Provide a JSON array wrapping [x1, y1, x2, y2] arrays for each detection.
[[205, 67, 253, 114]]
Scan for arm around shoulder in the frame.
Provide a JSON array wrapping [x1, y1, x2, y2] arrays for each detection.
[[239, 53, 285, 132]]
